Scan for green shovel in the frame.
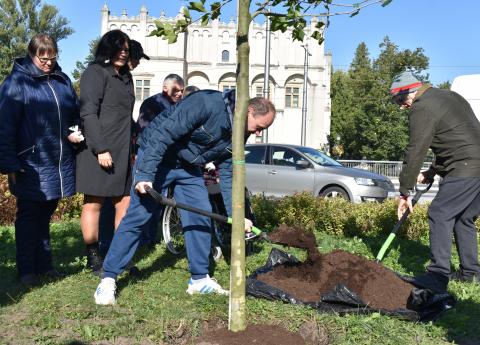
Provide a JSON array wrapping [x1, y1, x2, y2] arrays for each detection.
[[376, 181, 433, 262]]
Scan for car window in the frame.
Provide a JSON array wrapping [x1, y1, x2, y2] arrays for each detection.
[[270, 147, 304, 167], [245, 145, 266, 164], [297, 146, 342, 166]]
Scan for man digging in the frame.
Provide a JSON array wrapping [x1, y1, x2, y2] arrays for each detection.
[[392, 70, 480, 292], [94, 90, 276, 304]]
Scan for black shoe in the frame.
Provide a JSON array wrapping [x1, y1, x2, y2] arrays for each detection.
[[86, 243, 104, 275], [42, 270, 66, 280], [450, 270, 479, 283], [19, 274, 39, 287], [412, 271, 449, 293]]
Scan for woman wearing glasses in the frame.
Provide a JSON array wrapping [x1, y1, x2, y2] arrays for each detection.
[[75, 30, 134, 275], [0, 34, 82, 286]]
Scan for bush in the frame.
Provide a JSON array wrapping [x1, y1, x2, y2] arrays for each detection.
[[0, 175, 83, 225], [251, 192, 479, 242]]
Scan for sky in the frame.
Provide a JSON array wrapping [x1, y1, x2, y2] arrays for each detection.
[[47, 0, 480, 86]]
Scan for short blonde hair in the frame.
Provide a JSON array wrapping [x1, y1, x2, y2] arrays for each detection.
[[28, 34, 58, 57]]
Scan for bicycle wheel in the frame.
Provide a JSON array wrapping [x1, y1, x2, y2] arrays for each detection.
[[162, 203, 185, 255]]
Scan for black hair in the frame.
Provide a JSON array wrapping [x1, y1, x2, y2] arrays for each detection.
[[93, 30, 130, 68]]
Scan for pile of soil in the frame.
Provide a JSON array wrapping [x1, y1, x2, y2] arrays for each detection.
[[259, 225, 414, 310], [197, 324, 308, 345]]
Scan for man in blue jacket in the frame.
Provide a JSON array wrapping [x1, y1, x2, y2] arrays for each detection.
[[94, 90, 276, 304]]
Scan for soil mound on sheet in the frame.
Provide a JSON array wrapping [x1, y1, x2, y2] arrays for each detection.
[[259, 225, 414, 310], [197, 324, 309, 345]]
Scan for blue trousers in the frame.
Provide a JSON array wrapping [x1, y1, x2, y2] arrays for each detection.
[[103, 150, 212, 280], [15, 198, 59, 277]]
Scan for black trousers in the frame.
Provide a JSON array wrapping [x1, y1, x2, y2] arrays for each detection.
[[15, 198, 59, 277], [428, 176, 480, 277]]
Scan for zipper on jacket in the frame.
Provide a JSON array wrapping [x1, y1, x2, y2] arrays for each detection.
[[47, 77, 64, 197], [17, 145, 36, 156]]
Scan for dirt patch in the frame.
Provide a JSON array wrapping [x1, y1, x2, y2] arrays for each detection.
[[259, 225, 414, 310], [196, 324, 310, 345]]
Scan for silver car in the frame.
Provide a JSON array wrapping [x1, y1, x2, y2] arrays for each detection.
[[245, 144, 395, 202]]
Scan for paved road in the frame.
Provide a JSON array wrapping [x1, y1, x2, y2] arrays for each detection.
[[390, 178, 438, 204]]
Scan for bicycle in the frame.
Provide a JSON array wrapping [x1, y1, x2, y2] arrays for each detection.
[[161, 183, 256, 261]]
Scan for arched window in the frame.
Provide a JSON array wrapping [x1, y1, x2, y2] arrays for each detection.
[[221, 50, 229, 62]]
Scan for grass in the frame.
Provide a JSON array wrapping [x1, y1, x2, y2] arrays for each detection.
[[0, 220, 479, 344]]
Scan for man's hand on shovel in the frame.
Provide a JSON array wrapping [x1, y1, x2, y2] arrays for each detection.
[[397, 195, 413, 219]]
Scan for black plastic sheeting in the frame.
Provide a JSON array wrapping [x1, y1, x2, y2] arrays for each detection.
[[246, 248, 456, 322]]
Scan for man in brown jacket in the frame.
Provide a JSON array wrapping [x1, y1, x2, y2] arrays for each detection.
[[392, 70, 480, 292]]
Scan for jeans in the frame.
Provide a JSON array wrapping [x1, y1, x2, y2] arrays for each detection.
[[15, 198, 59, 277], [103, 148, 212, 280]]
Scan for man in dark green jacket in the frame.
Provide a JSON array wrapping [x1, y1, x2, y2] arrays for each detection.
[[392, 71, 480, 292]]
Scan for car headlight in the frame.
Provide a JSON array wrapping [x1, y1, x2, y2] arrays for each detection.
[[355, 177, 376, 186]]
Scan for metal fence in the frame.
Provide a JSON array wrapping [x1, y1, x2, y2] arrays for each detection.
[[338, 160, 432, 178]]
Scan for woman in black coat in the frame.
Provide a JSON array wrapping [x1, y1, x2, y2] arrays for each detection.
[[76, 30, 134, 274]]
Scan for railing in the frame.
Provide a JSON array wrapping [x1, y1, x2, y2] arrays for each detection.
[[337, 160, 432, 178]]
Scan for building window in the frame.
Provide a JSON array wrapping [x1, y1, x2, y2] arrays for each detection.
[[285, 85, 301, 108], [135, 79, 150, 101], [221, 50, 229, 62], [219, 82, 236, 92], [256, 86, 263, 98]]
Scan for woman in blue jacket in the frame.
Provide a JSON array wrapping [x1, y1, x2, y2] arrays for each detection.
[[0, 34, 82, 286]]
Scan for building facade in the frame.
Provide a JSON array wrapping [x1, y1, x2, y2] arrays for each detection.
[[101, 4, 332, 147]]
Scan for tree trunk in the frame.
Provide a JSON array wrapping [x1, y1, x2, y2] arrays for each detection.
[[228, 0, 251, 332]]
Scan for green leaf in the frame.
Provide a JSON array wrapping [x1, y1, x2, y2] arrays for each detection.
[[350, 10, 360, 17], [210, 2, 221, 21], [201, 14, 209, 26], [182, 7, 191, 19], [311, 30, 323, 42], [315, 21, 325, 29], [382, 0, 393, 7], [167, 33, 178, 44], [189, 1, 207, 13]]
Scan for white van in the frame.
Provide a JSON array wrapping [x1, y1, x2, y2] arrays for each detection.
[[451, 74, 480, 119]]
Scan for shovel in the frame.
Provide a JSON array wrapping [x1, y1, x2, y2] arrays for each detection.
[[145, 185, 271, 242], [375, 181, 433, 262]]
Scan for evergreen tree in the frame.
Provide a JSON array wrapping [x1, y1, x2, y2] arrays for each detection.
[[0, 0, 73, 82]]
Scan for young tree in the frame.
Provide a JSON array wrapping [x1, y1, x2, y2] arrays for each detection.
[[0, 0, 73, 82], [151, 0, 393, 331]]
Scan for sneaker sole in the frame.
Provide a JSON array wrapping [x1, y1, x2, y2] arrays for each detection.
[[94, 296, 116, 305]]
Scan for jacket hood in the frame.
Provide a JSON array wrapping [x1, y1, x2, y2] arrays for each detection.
[[12, 56, 66, 80]]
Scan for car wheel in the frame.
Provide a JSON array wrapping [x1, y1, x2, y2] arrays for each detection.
[[162, 204, 185, 255], [319, 186, 350, 201]]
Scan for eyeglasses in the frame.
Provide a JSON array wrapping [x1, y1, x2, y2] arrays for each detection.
[[391, 93, 409, 106], [36, 55, 57, 64]]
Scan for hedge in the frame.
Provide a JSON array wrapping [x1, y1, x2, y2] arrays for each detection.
[[1, 172, 479, 243], [0, 174, 83, 225], [251, 192, 480, 242]]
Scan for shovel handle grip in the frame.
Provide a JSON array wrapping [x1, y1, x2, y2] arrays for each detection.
[[145, 186, 263, 236]]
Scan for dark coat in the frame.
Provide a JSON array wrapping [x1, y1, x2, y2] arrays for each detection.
[[0, 56, 78, 201], [76, 63, 135, 196], [399, 86, 480, 195], [136, 90, 235, 214]]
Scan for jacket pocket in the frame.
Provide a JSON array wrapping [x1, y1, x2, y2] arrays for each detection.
[[191, 126, 215, 145]]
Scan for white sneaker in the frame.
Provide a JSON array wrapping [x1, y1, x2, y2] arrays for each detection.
[[186, 275, 229, 295], [94, 277, 117, 305]]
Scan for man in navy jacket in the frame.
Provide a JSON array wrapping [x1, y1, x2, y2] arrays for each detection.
[[94, 90, 275, 304]]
